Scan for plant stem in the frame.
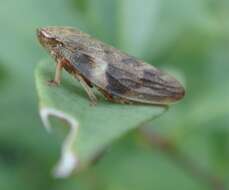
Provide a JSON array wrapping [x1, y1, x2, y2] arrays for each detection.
[[139, 127, 226, 190]]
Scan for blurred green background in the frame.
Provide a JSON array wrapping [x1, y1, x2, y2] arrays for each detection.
[[0, 0, 228, 189]]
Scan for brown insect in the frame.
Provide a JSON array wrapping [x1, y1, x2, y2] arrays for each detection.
[[37, 26, 185, 105]]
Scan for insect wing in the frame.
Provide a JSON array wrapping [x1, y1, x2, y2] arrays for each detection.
[[71, 48, 183, 104]]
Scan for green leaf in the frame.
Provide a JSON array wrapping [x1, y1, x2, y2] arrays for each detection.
[[35, 60, 166, 178]]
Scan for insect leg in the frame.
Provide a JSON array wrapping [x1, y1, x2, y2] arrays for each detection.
[[48, 60, 63, 86], [75, 74, 97, 106]]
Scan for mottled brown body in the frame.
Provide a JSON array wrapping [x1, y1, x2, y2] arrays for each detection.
[[37, 26, 185, 105]]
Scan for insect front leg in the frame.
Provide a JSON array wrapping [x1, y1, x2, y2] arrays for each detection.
[[74, 74, 97, 106], [48, 60, 63, 86]]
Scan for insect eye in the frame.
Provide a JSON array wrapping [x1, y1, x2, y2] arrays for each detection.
[[48, 38, 63, 47]]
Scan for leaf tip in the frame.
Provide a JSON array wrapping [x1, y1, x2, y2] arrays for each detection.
[[39, 107, 80, 178], [53, 150, 79, 178]]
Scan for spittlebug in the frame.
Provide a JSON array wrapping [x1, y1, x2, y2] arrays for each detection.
[[37, 26, 185, 105]]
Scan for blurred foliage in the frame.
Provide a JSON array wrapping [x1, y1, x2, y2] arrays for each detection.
[[0, 0, 228, 190], [0, 62, 9, 88]]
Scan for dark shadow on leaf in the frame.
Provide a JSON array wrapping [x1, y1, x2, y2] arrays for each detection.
[[0, 61, 10, 88]]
